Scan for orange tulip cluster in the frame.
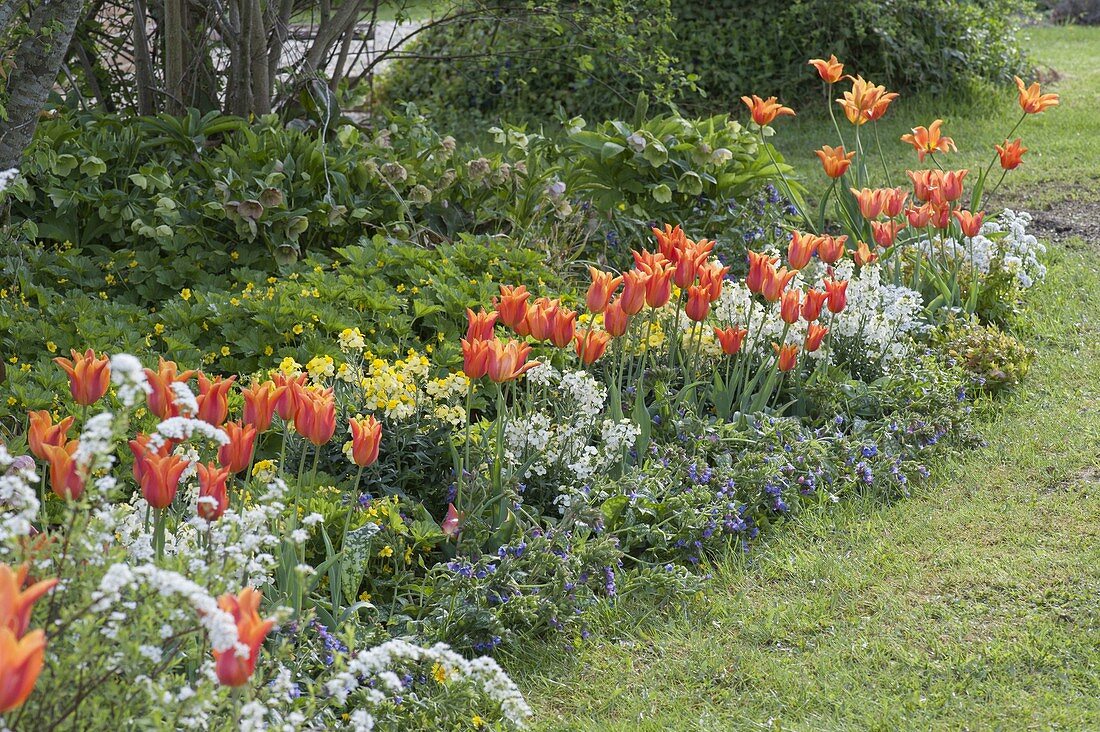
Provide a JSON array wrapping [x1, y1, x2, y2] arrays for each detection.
[[461, 301, 543, 382], [212, 587, 274, 687], [836, 75, 899, 126], [0, 563, 56, 713]]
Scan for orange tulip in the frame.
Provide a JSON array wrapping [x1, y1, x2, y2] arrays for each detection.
[[815, 145, 855, 179], [953, 209, 985, 238], [643, 264, 674, 308], [853, 240, 878, 266], [485, 339, 539, 383], [196, 373, 237, 426], [779, 289, 801, 324], [651, 224, 688, 261], [905, 203, 933, 229], [218, 421, 257, 474], [907, 169, 937, 202], [816, 235, 848, 265], [787, 231, 819, 270], [586, 268, 622, 314], [465, 308, 498, 342], [930, 202, 953, 230], [697, 262, 729, 302], [26, 411, 73, 461], [42, 440, 83, 500], [808, 54, 844, 84], [939, 169, 969, 203], [746, 251, 778, 294], [603, 300, 630, 337], [348, 415, 382, 468], [0, 563, 58, 637], [995, 138, 1027, 170], [900, 119, 956, 162], [271, 373, 308, 422], [837, 76, 892, 126], [574, 329, 612, 365], [824, 278, 848, 313], [805, 323, 829, 353], [866, 88, 899, 122], [53, 349, 110, 406], [196, 462, 231, 521], [619, 269, 649, 316], [801, 289, 829, 322], [0, 628, 46, 713], [461, 338, 491, 380], [672, 246, 705, 290], [850, 187, 886, 220], [760, 264, 797, 303], [632, 248, 669, 274], [212, 587, 274, 687], [882, 188, 909, 218], [144, 358, 196, 420], [773, 343, 799, 372], [129, 433, 167, 487], [685, 285, 711, 322], [1014, 76, 1059, 114], [241, 381, 284, 434], [548, 307, 578, 349], [523, 297, 557, 342], [140, 451, 188, 509], [495, 285, 531, 331], [714, 326, 748, 356], [741, 95, 795, 126], [871, 220, 905, 248], [294, 388, 336, 446]]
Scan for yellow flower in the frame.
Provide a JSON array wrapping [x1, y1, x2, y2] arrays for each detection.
[[279, 357, 302, 376], [264, 345, 273, 356], [46, 341, 57, 353], [378, 545, 394, 558], [230, 251, 240, 261], [292, 324, 304, 335], [154, 323, 165, 335], [306, 354, 335, 379], [20, 363, 30, 372], [471, 715, 485, 729], [7, 356, 16, 364], [358, 591, 372, 602], [230, 297, 240, 306], [431, 662, 448, 684], [181, 288, 192, 301], [252, 460, 277, 483]]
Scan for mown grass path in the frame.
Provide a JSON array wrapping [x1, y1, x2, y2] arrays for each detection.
[[517, 25, 1100, 731]]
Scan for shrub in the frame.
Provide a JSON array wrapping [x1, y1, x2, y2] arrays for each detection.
[[934, 318, 1035, 392]]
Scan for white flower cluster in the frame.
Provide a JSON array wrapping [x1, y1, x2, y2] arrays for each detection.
[[111, 353, 152, 407], [0, 445, 39, 547], [0, 167, 18, 194], [822, 260, 925, 368], [324, 639, 531, 727], [919, 208, 1046, 289]]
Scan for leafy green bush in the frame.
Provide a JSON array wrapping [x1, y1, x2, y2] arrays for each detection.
[[934, 317, 1035, 392]]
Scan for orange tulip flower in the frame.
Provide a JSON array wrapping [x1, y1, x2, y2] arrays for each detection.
[[41, 440, 83, 500], [773, 343, 799, 372], [685, 285, 711, 322], [804, 323, 829, 353], [523, 297, 557, 342], [824, 278, 848, 313], [900, 119, 956, 162], [850, 188, 886, 219], [494, 285, 531, 332], [271, 373, 308, 422], [815, 145, 855, 179], [603, 300, 630, 337], [218, 421, 257, 474], [953, 209, 985, 238], [548, 307, 578, 349], [837, 76, 891, 126], [816, 235, 848, 265], [242, 381, 285, 434], [0, 628, 46, 713], [907, 169, 937, 202], [697, 262, 729, 302], [741, 95, 795, 126], [714, 326, 748, 356], [196, 373, 237, 426], [485, 339, 539, 383], [574, 329, 612, 365], [619, 269, 649, 316], [632, 248, 668, 274], [294, 388, 336, 446], [745, 251, 778, 294], [129, 433, 167, 487], [0, 563, 58, 637], [853, 240, 879, 266], [465, 308, 498, 342], [905, 203, 933, 229], [787, 231, 819, 270], [882, 188, 909, 218], [930, 203, 952, 230], [866, 88, 899, 122], [196, 462, 231, 521], [1014, 76, 1059, 114], [643, 264, 674, 308], [461, 338, 491, 380], [672, 246, 705, 290], [779, 289, 801, 324], [212, 587, 274, 687], [760, 265, 797, 303], [871, 220, 905, 248], [53, 349, 110, 406], [140, 451, 188, 509], [651, 224, 688, 261], [801, 289, 829, 322], [585, 268, 622, 314], [26, 411, 73, 461], [348, 415, 383, 467], [144, 358, 196, 420], [995, 138, 1027, 170], [808, 55, 844, 84]]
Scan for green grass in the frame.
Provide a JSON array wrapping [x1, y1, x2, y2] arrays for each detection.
[[510, 24, 1100, 730]]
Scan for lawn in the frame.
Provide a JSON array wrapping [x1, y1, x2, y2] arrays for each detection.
[[515, 23, 1100, 731]]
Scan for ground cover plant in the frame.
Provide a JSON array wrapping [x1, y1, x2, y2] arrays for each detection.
[[0, 19, 1074, 732]]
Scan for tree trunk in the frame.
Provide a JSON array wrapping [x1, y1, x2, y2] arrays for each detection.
[[246, 0, 270, 114], [163, 0, 186, 113], [0, 0, 88, 170], [132, 0, 157, 114]]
